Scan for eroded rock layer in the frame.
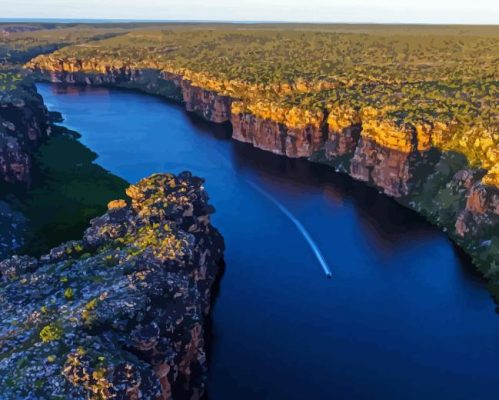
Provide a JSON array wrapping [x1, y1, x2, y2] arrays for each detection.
[[31, 63, 231, 124], [231, 111, 324, 158], [0, 172, 225, 399]]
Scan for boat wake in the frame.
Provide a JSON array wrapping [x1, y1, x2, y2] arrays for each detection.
[[246, 180, 332, 278]]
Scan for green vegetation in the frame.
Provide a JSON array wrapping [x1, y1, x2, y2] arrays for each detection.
[[64, 288, 74, 301], [0, 26, 127, 66], [39, 323, 63, 343], [0, 71, 22, 92], [18, 126, 128, 255]]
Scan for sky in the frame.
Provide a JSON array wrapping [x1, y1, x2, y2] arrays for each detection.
[[1, 0, 498, 24]]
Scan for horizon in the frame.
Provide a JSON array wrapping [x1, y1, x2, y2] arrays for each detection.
[[1, 0, 498, 25], [1, 18, 498, 26]]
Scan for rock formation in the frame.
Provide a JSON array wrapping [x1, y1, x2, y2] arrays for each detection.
[[231, 111, 324, 158], [0, 79, 49, 184], [25, 58, 499, 298], [0, 172, 225, 399], [28, 60, 232, 124], [456, 182, 499, 237]]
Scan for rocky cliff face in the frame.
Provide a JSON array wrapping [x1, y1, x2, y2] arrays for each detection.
[[349, 137, 416, 197], [0, 172, 225, 399], [180, 79, 232, 123], [0, 81, 49, 183], [231, 111, 324, 158], [456, 182, 499, 238], [324, 121, 433, 198], [29, 60, 231, 124], [28, 60, 498, 216], [325, 125, 361, 160]]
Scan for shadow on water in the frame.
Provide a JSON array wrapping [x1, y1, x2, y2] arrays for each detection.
[[203, 258, 226, 400], [230, 139, 444, 244]]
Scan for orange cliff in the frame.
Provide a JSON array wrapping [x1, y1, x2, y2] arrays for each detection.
[[25, 56, 498, 201], [231, 100, 325, 158], [26, 56, 233, 124]]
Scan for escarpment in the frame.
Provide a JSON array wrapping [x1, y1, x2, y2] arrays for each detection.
[[28, 57, 325, 150], [0, 79, 49, 184], [231, 111, 324, 157], [26, 57, 498, 297], [26, 57, 498, 206], [28, 58, 232, 124], [0, 172, 225, 399], [348, 122, 432, 198]]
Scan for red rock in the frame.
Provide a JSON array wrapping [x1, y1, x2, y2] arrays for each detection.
[[350, 136, 414, 197], [325, 124, 361, 159], [231, 112, 324, 158]]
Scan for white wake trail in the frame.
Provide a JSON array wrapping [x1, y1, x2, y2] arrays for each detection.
[[247, 180, 332, 278]]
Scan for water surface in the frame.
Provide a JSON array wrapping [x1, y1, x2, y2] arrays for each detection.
[[38, 83, 499, 400]]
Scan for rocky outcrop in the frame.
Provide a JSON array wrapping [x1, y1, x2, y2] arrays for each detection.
[[455, 183, 499, 237], [180, 79, 232, 123], [0, 80, 49, 183], [0, 172, 225, 399]]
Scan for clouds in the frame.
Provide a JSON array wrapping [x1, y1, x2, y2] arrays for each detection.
[[1, 0, 498, 24]]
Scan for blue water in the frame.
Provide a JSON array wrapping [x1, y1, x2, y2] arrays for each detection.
[[37, 83, 499, 400]]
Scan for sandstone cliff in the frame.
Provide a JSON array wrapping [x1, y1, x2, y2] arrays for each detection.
[[0, 79, 49, 184], [0, 172, 225, 399], [27, 59, 498, 218], [28, 60, 231, 124], [25, 59, 498, 299], [231, 111, 324, 158]]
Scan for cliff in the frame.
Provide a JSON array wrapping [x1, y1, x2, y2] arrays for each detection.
[[231, 111, 324, 158], [0, 172, 225, 399], [0, 77, 49, 184], [0, 76, 51, 258], [28, 60, 231, 124], [26, 58, 498, 207], [26, 58, 499, 299]]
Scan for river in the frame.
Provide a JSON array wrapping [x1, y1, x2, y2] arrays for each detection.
[[37, 83, 499, 400]]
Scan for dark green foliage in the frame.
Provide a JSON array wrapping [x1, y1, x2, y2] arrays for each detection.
[[19, 127, 127, 255]]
